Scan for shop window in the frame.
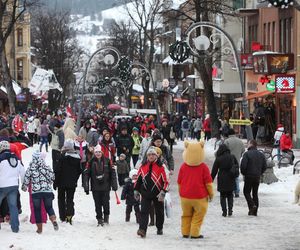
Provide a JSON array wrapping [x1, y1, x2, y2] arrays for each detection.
[[272, 22, 276, 51], [17, 28, 23, 46], [233, 0, 243, 9], [17, 59, 23, 81]]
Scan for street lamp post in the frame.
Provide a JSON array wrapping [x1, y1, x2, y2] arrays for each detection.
[[170, 21, 253, 140], [76, 46, 121, 133], [131, 61, 160, 125]]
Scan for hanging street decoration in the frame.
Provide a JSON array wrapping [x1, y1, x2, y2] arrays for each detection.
[[259, 75, 271, 85], [275, 74, 296, 93], [266, 80, 276, 92], [268, 0, 294, 8], [169, 41, 191, 63], [118, 56, 132, 82]]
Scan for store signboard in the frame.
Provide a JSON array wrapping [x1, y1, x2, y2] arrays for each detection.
[[253, 53, 294, 75], [275, 75, 295, 94]]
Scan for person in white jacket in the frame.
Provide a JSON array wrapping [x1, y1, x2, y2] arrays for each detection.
[[0, 141, 25, 233], [273, 124, 284, 160], [137, 129, 153, 169]]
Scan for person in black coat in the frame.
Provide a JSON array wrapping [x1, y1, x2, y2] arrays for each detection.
[[121, 169, 140, 223], [211, 144, 238, 217], [83, 144, 118, 226], [54, 139, 81, 224], [115, 127, 134, 165], [240, 139, 267, 216]]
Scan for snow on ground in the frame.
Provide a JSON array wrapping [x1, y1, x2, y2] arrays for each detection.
[[1, 142, 300, 250]]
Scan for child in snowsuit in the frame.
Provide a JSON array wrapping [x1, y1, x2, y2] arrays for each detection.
[[116, 154, 130, 186], [121, 169, 141, 223]]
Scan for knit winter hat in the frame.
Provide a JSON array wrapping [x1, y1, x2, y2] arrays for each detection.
[[147, 146, 158, 156], [120, 153, 126, 159], [94, 144, 102, 153], [129, 168, 138, 179], [154, 147, 162, 156], [62, 139, 74, 151], [152, 133, 163, 142], [32, 150, 41, 159], [0, 140, 10, 152], [132, 127, 139, 132]]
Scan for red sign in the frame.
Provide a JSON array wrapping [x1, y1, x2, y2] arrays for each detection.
[[241, 54, 253, 69], [275, 75, 296, 94], [251, 42, 263, 51]]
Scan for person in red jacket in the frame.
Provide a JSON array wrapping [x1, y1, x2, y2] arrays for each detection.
[[134, 146, 169, 238], [280, 132, 294, 164], [203, 114, 211, 141], [140, 118, 155, 138]]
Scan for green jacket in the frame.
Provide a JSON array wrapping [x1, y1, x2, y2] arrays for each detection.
[[132, 134, 142, 155]]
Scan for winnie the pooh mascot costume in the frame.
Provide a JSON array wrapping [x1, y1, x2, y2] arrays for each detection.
[[177, 140, 214, 239]]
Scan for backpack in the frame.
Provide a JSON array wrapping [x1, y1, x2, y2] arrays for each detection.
[[229, 155, 239, 178], [182, 120, 189, 130]]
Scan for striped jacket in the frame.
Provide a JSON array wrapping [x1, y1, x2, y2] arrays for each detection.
[[134, 161, 169, 199]]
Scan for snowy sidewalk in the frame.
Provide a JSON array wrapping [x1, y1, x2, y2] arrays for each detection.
[[1, 143, 300, 250]]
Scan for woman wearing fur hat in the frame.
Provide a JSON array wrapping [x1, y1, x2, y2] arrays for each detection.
[[134, 146, 169, 238], [22, 150, 58, 234], [54, 139, 82, 224], [83, 144, 118, 226]]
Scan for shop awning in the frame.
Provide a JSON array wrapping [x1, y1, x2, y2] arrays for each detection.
[[235, 90, 275, 101]]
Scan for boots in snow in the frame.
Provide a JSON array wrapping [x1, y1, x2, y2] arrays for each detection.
[[97, 218, 104, 227], [220, 195, 227, 217], [104, 215, 109, 224], [36, 223, 43, 234], [228, 194, 234, 216], [49, 215, 59, 231], [125, 213, 130, 222], [137, 229, 146, 238], [66, 216, 73, 225], [135, 212, 141, 224]]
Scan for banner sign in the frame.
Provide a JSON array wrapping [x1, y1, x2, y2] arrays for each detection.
[[275, 75, 295, 94]]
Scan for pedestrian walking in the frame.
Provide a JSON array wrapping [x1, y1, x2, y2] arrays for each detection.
[[121, 169, 141, 223], [54, 139, 81, 224], [211, 144, 238, 217], [22, 150, 58, 234], [0, 141, 25, 233], [224, 128, 245, 198], [83, 144, 118, 226], [240, 140, 267, 216], [134, 146, 169, 238]]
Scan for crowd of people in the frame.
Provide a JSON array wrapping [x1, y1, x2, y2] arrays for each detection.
[[0, 109, 294, 239], [0, 110, 175, 236]]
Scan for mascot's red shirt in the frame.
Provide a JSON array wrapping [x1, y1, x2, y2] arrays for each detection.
[[177, 162, 212, 199]]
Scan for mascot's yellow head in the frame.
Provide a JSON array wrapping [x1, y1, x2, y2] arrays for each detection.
[[182, 140, 205, 166]]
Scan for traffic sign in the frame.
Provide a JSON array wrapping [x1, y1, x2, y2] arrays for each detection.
[[229, 119, 253, 126]]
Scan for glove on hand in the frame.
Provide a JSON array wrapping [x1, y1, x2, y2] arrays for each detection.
[[134, 190, 140, 201], [157, 190, 166, 202], [21, 184, 27, 192]]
